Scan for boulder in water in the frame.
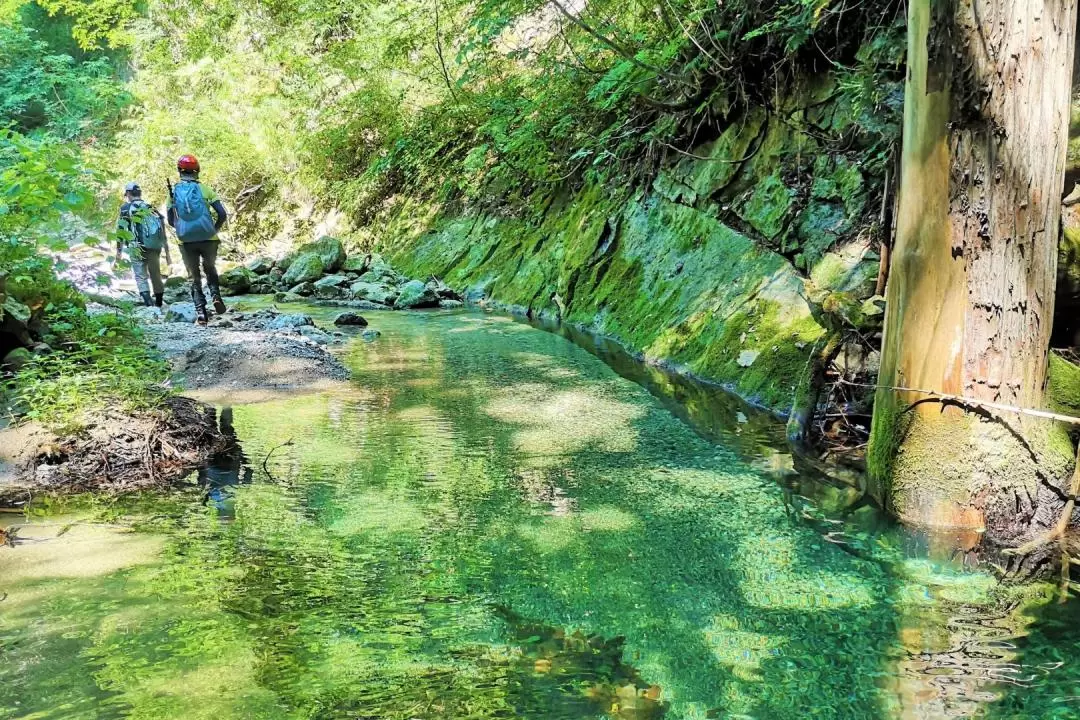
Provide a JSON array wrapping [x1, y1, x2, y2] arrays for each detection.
[[281, 252, 325, 285], [333, 312, 368, 326], [394, 279, 439, 309], [349, 281, 397, 306], [165, 302, 198, 324], [439, 299, 464, 310], [360, 329, 381, 341], [288, 281, 315, 297], [250, 282, 274, 295]]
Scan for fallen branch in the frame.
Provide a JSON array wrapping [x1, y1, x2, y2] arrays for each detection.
[[262, 438, 294, 483], [840, 379, 1080, 426]]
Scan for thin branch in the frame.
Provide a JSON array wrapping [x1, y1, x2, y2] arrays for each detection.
[[547, 0, 686, 83], [841, 379, 1080, 426], [434, 0, 458, 99]]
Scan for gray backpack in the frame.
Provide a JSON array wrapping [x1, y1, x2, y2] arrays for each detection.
[[173, 180, 216, 244], [129, 200, 166, 250]]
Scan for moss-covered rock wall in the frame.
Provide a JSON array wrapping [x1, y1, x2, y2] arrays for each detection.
[[372, 89, 886, 415]]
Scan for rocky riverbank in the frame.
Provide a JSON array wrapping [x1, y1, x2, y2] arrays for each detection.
[[0, 301, 364, 500], [209, 236, 463, 310]]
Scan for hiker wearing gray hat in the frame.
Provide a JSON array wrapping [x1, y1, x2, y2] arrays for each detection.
[[115, 182, 171, 307]]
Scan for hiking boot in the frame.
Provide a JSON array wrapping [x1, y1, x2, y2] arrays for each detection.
[[212, 297, 227, 315], [139, 291, 153, 307], [195, 308, 209, 326], [154, 293, 164, 308]]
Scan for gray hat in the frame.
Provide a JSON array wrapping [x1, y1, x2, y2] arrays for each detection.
[[124, 182, 141, 195]]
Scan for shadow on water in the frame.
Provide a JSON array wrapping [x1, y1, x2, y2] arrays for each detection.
[[4, 306, 1080, 719]]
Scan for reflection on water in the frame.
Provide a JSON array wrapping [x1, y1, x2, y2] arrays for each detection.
[[201, 407, 253, 518], [1, 306, 1080, 719]]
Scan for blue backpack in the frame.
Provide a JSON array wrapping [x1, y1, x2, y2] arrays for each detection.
[[129, 200, 166, 250], [173, 180, 217, 244]]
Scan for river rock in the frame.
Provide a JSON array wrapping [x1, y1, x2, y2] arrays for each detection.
[[438, 299, 464, 310], [315, 274, 350, 288], [1, 297, 34, 346], [166, 302, 198, 323], [333, 312, 368, 326], [360, 329, 381, 341], [349, 281, 398, 306], [250, 282, 274, 295], [358, 254, 402, 284], [298, 326, 332, 344], [1, 347, 32, 372], [342, 253, 370, 273], [267, 313, 315, 330], [394, 279, 439, 309], [311, 299, 391, 311], [281, 252, 325, 285], [219, 266, 256, 296], [313, 283, 346, 300], [245, 256, 275, 275], [268, 267, 284, 283], [288, 281, 315, 297], [133, 306, 164, 324], [289, 236, 346, 273]]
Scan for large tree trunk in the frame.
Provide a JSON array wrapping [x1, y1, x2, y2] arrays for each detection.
[[868, 0, 1079, 542]]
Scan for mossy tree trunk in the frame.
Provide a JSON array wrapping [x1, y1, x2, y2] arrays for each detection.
[[869, 0, 1078, 541]]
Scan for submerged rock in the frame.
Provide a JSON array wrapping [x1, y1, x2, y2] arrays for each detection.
[[395, 279, 439, 309], [360, 329, 381, 341], [333, 312, 368, 326], [439, 299, 463, 310], [274, 291, 306, 303]]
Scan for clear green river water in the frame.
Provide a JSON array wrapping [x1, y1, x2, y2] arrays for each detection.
[[3, 305, 1080, 719]]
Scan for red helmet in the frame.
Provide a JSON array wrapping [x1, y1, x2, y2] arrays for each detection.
[[177, 154, 200, 172]]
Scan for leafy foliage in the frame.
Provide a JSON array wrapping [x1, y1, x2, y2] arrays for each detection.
[[9, 306, 168, 431]]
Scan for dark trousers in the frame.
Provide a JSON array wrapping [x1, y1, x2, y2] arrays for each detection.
[[180, 241, 221, 310]]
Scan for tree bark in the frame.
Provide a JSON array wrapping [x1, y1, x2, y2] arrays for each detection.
[[869, 0, 1079, 542]]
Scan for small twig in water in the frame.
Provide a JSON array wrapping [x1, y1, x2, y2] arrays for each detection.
[[262, 438, 294, 483]]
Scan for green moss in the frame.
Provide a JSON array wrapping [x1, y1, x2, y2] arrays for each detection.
[[737, 172, 794, 240], [1048, 351, 1080, 417], [377, 181, 826, 414]]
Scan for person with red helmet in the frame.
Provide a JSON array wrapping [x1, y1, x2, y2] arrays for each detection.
[[167, 154, 229, 325]]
